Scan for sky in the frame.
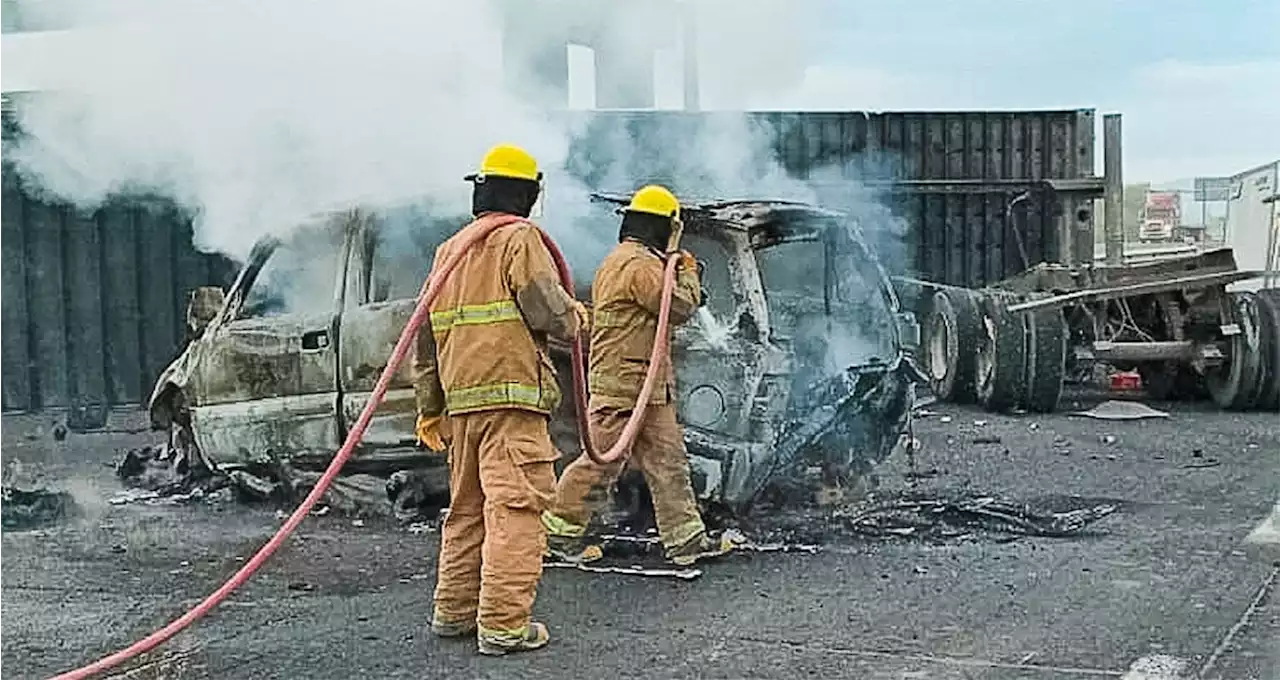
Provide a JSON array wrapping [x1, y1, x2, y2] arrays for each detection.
[[3, 0, 1277, 184], [751, 0, 1279, 183]]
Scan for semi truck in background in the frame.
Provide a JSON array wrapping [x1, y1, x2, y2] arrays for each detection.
[[1138, 190, 1181, 242]]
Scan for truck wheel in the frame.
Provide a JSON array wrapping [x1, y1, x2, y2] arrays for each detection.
[[1206, 292, 1265, 411], [1252, 289, 1280, 411], [924, 289, 982, 403], [1023, 300, 1068, 413], [976, 293, 1027, 413]]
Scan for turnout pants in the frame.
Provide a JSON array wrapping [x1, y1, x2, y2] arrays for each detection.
[[433, 410, 559, 636], [548, 403, 705, 549]]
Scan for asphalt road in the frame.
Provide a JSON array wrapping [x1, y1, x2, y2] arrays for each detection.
[[3, 395, 1277, 680]]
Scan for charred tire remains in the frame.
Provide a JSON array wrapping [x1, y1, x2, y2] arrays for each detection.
[[925, 289, 982, 403], [1022, 300, 1068, 413], [976, 294, 1027, 413]]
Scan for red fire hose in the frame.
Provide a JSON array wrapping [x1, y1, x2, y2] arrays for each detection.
[[48, 215, 678, 680], [564, 249, 680, 466]]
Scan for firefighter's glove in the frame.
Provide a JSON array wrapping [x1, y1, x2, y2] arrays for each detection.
[[416, 415, 447, 452], [677, 250, 698, 272], [571, 299, 591, 334]]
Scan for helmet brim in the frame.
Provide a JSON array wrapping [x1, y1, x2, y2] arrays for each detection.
[[464, 171, 543, 184], [623, 207, 677, 218]]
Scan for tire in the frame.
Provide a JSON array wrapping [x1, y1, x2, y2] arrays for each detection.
[[1023, 302, 1068, 413], [1253, 289, 1280, 411], [924, 289, 982, 403], [1206, 292, 1265, 411], [976, 293, 1028, 413]]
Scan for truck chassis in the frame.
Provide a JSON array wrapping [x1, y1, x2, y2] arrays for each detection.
[[915, 247, 1280, 413]]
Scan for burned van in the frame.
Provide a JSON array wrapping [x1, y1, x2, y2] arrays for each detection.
[[145, 195, 918, 516]]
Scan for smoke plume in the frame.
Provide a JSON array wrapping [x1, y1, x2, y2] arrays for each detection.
[[6, 0, 909, 342], [8, 0, 566, 259]]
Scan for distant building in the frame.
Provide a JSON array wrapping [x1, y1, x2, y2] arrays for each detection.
[[496, 0, 696, 110]]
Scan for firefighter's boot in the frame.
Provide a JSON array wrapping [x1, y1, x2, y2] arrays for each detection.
[[477, 621, 551, 656], [541, 511, 604, 563], [666, 530, 739, 566], [544, 533, 604, 564]]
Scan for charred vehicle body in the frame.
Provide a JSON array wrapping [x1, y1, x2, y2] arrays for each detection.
[[145, 196, 918, 519]]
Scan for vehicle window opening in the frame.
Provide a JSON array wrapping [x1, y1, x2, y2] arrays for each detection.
[[238, 229, 342, 321]]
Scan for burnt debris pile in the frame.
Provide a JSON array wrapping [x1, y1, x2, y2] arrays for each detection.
[[0, 461, 78, 535], [740, 493, 1123, 545], [842, 493, 1122, 540], [117, 445, 228, 499], [116, 444, 452, 520]]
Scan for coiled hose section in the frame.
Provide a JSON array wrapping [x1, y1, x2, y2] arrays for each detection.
[[48, 216, 678, 680]]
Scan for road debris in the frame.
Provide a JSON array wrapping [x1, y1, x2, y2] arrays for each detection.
[[972, 435, 1003, 445], [2, 485, 80, 531], [841, 494, 1121, 540], [108, 486, 226, 507], [0, 458, 78, 532], [1182, 459, 1221, 469], [108, 489, 162, 505], [543, 562, 702, 580], [1073, 400, 1170, 421], [598, 531, 820, 555]]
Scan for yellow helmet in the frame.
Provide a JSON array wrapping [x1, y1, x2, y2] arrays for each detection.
[[467, 143, 542, 183], [626, 184, 680, 219]]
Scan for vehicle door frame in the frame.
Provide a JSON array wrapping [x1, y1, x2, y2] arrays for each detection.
[[329, 212, 430, 461], [183, 217, 356, 466]]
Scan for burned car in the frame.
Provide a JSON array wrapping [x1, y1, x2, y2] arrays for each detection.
[[145, 196, 918, 518]]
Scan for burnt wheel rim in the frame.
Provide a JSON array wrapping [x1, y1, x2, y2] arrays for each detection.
[[928, 314, 951, 382]]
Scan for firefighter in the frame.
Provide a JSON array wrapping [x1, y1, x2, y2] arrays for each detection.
[[540, 184, 737, 567], [413, 143, 588, 656]]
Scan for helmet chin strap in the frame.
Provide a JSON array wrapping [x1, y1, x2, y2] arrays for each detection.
[[530, 176, 546, 219]]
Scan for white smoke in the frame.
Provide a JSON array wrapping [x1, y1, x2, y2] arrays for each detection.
[[5, 0, 909, 339], [5, 0, 822, 258], [7, 0, 570, 260]]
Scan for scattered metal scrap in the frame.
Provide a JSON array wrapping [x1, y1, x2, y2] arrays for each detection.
[[1072, 400, 1171, 421], [598, 531, 820, 555], [842, 494, 1121, 540], [540, 529, 819, 581], [543, 561, 703, 580]]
